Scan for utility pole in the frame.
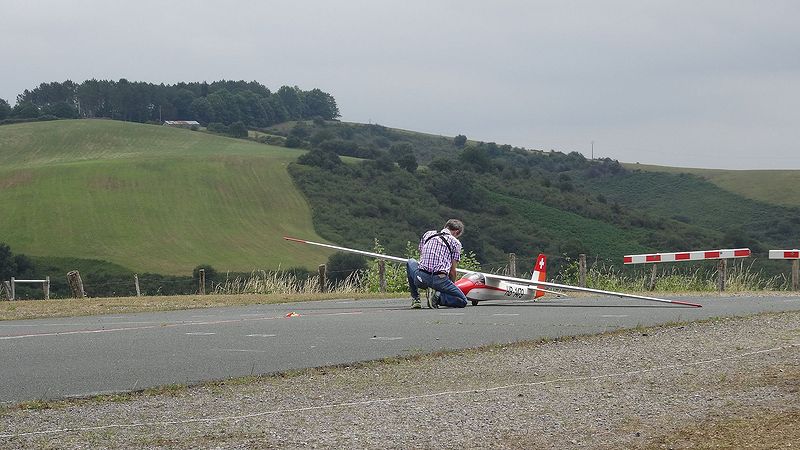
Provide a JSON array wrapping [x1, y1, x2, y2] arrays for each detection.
[[591, 141, 594, 160]]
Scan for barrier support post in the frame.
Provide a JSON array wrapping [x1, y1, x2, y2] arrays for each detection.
[[717, 259, 727, 292], [648, 264, 658, 291], [793, 260, 798, 291], [134, 274, 141, 297], [44, 276, 50, 300], [318, 264, 327, 293], [198, 269, 206, 295], [378, 260, 386, 293], [579, 254, 586, 288], [10, 277, 15, 301], [508, 253, 517, 278]]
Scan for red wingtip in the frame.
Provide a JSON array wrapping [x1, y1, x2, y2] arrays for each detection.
[[671, 300, 703, 308]]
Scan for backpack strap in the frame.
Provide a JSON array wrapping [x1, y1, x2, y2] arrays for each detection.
[[423, 231, 454, 256]]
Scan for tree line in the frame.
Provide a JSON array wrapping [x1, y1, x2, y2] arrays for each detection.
[[0, 79, 339, 127]]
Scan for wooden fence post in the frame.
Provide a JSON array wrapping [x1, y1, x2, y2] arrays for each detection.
[[2, 281, 11, 300], [793, 260, 798, 291], [508, 253, 517, 277], [134, 274, 141, 297], [318, 264, 327, 293], [67, 270, 86, 298], [378, 260, 387, 293], [198, 269, 206, 295], [648, 264, 658, 291], [44, 276, 50, 301], [579, 254, 587, 287], [717, 259, 727, 292]]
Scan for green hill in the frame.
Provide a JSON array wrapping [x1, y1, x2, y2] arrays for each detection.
[[2, 119, 799, 281], [584, 168, 800, 251], [0, 120, 333, 275], [623, 163, 800, 208], [276, 119, 800, 275]]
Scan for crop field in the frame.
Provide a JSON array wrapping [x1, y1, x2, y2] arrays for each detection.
[[0, 120, 334, 274]]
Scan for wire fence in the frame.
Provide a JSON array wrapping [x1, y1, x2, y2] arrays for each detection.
[[2, 252, 796, 301]]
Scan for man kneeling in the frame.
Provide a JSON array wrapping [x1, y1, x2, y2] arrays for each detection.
[[406, 219, 468, 309]]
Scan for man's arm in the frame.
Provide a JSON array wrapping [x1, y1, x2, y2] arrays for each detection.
[[449, 260, 458, 282]]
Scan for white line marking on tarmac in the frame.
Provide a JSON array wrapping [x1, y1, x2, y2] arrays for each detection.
[[600, 315, 629, 318], [371, 336, 403, 341], [0, 311, 364, 341], [217, 348, 268, 353], [185, 332, 216, 336], [0, 323, 92, 328], [0, 321, 161, 328], [246, 334, 277, 337]]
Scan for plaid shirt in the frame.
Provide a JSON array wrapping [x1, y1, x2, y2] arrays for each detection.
[[418, 229, 462, 273]]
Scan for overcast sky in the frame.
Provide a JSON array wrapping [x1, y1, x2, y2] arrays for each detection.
[[1, 1, 798, 169]]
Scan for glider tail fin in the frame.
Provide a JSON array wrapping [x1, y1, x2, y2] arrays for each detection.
[[531, 253, 547, 299]]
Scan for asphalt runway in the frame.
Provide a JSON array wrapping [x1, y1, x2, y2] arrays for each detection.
[[1, 294, 799, 404]]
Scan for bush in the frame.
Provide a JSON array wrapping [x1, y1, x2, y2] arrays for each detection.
[[256, 134, 287, 146], [297, 148, 342, 170], [327, 252, 368, 284], [228, 121, 248, 138], [285, 135, 304, 148], [207, 122, 228, 134]]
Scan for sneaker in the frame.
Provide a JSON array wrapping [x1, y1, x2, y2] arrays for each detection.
[[427, 291, 440, 309], [411, 298, 421, 309]]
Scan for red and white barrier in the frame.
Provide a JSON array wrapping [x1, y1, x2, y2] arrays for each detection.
[[769, 250, 800, 259], [624, 248, 751, 265]]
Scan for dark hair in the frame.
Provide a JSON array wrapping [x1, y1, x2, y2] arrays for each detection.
[[445, 219, 464, 235]]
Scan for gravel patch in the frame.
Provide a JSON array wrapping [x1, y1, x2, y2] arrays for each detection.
[[1, 311, 798, 449]]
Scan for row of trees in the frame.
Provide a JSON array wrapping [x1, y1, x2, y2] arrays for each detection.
[[1, 79, 339, 127]]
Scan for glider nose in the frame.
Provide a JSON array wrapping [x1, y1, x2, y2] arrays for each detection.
[[456, 277, 481, 296]]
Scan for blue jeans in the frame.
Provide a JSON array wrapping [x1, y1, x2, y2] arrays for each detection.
[[406, 259, 468, 308]]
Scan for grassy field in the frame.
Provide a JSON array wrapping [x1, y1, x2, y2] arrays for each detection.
[[624, 163, 800, 208], [0, 120, 334, 274]]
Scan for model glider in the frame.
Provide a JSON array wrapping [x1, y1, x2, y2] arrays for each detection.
[[283, 236, 702, 308]]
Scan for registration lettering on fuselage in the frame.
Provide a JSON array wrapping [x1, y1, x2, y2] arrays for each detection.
[[499, 281, 527, 299]]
